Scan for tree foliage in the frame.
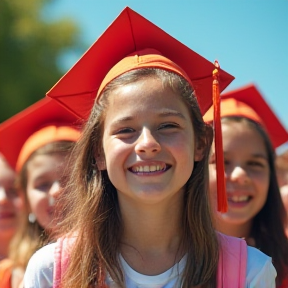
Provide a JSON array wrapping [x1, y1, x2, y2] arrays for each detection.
[[0, 0, 82, 122]]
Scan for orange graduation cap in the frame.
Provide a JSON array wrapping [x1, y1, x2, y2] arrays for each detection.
[[204, 84, 288, 149], [46, 6, 234, 212], [0, 98, 81, 172]]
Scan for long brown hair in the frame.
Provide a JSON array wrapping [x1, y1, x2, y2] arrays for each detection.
[[222, 116, 288, 285], [55, 68, 217, 288]]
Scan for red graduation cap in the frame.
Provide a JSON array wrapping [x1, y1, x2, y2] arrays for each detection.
[[46, 6, 234, 118], [204, 84, 288, 149], [46, 7, 235, 212], [0, 98, 81, 171]]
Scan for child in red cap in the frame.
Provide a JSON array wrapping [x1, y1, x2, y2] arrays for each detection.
[[205, 84, 288, 287], [24, 8, 276, 288], [0, 98, 80, 288]]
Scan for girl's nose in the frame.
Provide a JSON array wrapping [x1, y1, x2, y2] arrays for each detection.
[[135, 128, 161, 155], [0, 188, 8, 203], [48, 181, 62, 205], [229, 166, 250, 185]]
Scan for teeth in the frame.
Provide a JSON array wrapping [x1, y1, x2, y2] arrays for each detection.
[[230, 196, 249, 202], [150, 165, 157, 172], [144, 166, 150, 172], [132, 165, 165, 172]]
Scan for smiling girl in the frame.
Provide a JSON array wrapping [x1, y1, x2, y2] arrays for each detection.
[[0, 98, 80, 288], [24, 7, 276, 288], [205, 84, 288, 287]]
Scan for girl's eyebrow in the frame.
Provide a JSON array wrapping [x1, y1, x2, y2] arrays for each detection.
[[157, 110, 187, 120], [223, 151, 268, 160], [251, 153, 268, 160]]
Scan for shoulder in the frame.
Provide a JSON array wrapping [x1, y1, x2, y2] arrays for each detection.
[[23, 242, 56, 288], [246, 246, 277, 287], [217, 232, 276, 287]]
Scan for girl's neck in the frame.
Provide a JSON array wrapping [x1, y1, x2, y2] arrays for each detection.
[[119, 196, 185, 275], [215, 218, 253, 242]]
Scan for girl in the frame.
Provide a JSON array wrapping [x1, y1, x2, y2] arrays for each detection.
[[24, 7, 276, 288], [0, 154, 24, 261], [0, 98, 80, 288], [205, 84, 288, 287]]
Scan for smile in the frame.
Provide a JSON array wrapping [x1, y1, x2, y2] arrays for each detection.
[[228, 195, 251, 203], [129, 163, 171, 174]]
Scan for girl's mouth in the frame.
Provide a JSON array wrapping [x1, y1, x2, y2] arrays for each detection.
[[227, 195, 252, 208], [228, 195, 251, 203], [0, 211, 15, 220], [128, 163, 171, 174]]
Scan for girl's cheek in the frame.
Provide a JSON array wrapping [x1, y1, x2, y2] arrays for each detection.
[[13, 197, 25, 210]]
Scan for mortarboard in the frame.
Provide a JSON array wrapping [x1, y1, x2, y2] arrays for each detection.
[[46, 7, 234, 118], [46, 7, 235, 212], [0, 98, 81, 172], [204, 84, 288, 149]]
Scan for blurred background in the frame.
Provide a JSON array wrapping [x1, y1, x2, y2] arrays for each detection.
[[1, 0, 287, 136]]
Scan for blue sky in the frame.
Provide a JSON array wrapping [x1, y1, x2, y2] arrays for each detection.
[[46, 0, 288, 133]]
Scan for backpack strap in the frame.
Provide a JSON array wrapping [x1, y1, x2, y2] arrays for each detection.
[[53, 235, 108, 288], [217, 232, 247, 288], [53, 236, 76, 288]]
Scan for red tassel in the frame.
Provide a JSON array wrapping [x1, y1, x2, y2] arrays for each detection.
[[212, 61, 228, 213]]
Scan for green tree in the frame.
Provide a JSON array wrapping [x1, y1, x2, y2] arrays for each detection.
[[0, 0, 82, 122]]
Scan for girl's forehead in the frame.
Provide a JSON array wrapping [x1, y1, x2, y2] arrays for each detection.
[[221, 121, 267, 150], [105, 79, 188, 115]]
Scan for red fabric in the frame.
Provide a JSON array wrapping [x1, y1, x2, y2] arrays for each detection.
[[278, 277, 288, 288], [204, 84, 288, 149], [46, 7, 234, 119], [0, 259, 12, 288], [212, 64, 227, 213], [0, 98, 81, 170]]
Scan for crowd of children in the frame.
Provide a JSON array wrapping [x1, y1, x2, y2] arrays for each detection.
[[0, 6, 287, 288]]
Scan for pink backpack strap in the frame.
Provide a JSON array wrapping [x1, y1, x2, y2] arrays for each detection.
[[53, 236, 76, 288], [217, 232, 247, 288], [53, 235, 109, 288]]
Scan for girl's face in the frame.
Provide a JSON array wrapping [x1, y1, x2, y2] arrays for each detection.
[[100, 77, 203, 207], [209, 120, 270, 226], [26, 153, 66, 229], [0, 157, 23, 239]]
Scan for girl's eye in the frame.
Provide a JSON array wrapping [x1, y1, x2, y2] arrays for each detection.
[[116, 127, 135, 134], [224, 159, 230, 165], [35, 182, 52, 192], [158, 123, 179, 130], [247, 161, 264, 168]]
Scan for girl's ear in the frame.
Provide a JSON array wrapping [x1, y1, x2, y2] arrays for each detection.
[[95, 154, 106, 170]]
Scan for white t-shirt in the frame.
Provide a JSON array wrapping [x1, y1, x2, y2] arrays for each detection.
[[24, 242, 276, 288]]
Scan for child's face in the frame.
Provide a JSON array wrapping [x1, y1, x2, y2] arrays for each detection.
[[0, 157, 23, 239], [26, 153, 66, 230], [100, 76, 202, 206], [209, 120, 270, 226]]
